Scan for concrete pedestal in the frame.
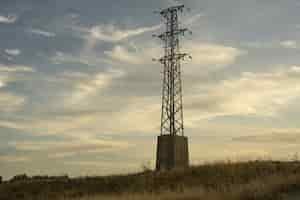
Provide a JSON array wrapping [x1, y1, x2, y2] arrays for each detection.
[[156, 135, 189, 171]]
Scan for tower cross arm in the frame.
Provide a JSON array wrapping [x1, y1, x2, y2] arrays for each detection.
[[176, 53, 192, 61], [154, 53, 192, 63], [154, 28, 191, 41], [159, 4, 185, 15]]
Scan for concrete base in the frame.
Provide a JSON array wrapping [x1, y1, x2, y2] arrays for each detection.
[[156, 135, 189, 171]]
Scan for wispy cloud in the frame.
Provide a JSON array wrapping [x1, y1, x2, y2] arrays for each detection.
[[0, 64, 34, 73], [72, 23, 161, 44], [186, 65, 300, 124], [68, 13, 203, 67], [51, 51, 98, 66], [0, 80, 5, 88], [0, 64, 34, 89], [184, 43, 245, 69], [280, 40, 297, 49], [48, 152, 77, 159], [104, 45, 158, 65], [68, 69, 125, 105], [233, 132, 300, 144], [104, 41, 243, 69], [0, 15, 17, 24], [0, 155, 29, 163], [77, 13, 202, 44], [4, 49, 21, 56], [0, 92, 25, 112], [245, 40, 298, 49], [0, 64, 34, 112], [89, 24, 161, 42], [28, 28, 56, 37], [184, 13, 204, 25], [8, 137, 130, 161], [9, 138, 128, 152]]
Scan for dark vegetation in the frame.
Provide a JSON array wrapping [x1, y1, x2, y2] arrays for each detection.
[[1, 160, 300, 200]]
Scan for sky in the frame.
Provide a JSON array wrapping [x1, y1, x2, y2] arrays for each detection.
[[1, 0, 300, 180]]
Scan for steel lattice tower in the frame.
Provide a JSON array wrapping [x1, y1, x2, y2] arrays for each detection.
[[155, 4, 191, 171], [155, 4, 191, 136]]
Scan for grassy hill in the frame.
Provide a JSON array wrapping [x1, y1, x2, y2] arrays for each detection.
[[1, 160, 300, 200]]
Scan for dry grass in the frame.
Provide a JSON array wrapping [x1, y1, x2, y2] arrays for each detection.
[[2, 160, 300, 200], [66, 174, 300, 200]]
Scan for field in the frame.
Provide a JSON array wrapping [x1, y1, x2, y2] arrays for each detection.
[[1, 161, 300, 200]]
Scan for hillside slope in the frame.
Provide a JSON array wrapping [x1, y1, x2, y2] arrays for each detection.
[[1, 161, 300, 200]]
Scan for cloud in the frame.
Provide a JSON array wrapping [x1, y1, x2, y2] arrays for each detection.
[[185, 65, 300, 123], [245, 40, 298, 49], [70, 13, 205, 67], [104, 46, 141, 64], [51, 51, 94, 65], [68, 69, 125, 105], [0, 64, 34, 88], [280, 40, 297, 49], [104, 45, 159, 65], [48, 152, 77, 159], [64, 160, 109, 167], [0, 15, 17, 24], [64, 160, 138, 169], [0, 64, 34, 105], [0, 155, 29, 163], [184, 43, 245, 69], [10, 138, 128, 152], [0, 64, 34, 112], [0, 120, 26, 130], [107, 96, 160, 134], [233, 132, 300, 144], [28, 29, 56, 37], [5, 49, 21, 56], [62, 71, 90, 79], [184, 13, 204, 25], [0, 92, 26, 112], [9, 137, 130, 160], [89, 24, 161, 42], [0, 65, 34, 73], [69, 23, 161, 62], [88, 13, 203, 44], [105, 42, 243, 69], [0, 96, 159, 138], [244, 41, 273, 48]]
